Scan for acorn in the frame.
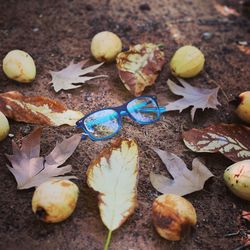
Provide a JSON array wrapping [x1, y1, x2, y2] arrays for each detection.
[[91, 31, 122, 62], [224, 160, 250, 201], [170, 45, 205, 78], [233, 91, 250, 124], [152, 194, 197, 241], [3, 49, 36, 83], [32, 180, 79, 223], [0, 111, 10, 141]]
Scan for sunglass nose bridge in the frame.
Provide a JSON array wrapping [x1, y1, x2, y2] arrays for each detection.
[[120, 110, 128, 116]]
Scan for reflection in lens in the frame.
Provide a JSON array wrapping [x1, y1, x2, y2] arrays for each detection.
[[127, 97, 160, 124], [84, 109, 119, 139]]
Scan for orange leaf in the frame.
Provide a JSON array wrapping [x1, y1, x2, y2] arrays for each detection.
[[0, 91, 83, 126], [116, 43, 165, 96]]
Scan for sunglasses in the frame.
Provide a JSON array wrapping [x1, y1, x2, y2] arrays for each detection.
[[76, 95, 166, 141]]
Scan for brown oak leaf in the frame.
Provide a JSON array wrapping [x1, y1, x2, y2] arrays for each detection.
[[49, 60, 107, 92], [6, 128, 81, 189], [165, 79, 221, 121], [183, 124, 250, 162], [150, 148, 213, 196], [0, 91, 83, 126], [116, 43, 165, 96]]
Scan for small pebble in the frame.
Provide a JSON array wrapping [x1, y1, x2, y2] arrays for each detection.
[[33, 28, 39, 32], [237, 41, 248, 46], [202, 32, 213, 40]]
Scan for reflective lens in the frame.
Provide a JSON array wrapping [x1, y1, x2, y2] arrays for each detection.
[[84, 109, 119, 139], [127, 97, 160, 124]]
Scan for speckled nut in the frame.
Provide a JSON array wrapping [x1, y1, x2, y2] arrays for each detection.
[[3, 49, 36, 83], [170, 45, 205, 78], [224, 160, 250, 201], [0, 111, 10, 141], [90, 31, 122, 62], [152, 194, 197, 241], [32, 180, 79, 223]]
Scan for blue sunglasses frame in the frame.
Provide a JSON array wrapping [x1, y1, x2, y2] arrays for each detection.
[[76, 95, 166, 141]]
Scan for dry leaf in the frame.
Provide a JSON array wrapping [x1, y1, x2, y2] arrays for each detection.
[[6, 128, 81, 189], [49, 60, 107, 92], [87, 137, 139, 249], [116, 43, 165, 96], [241, 211, 250, 222], [165, 79, 221, 120], [150, 148, 213, 196], [237, 45, 250, 55], [0, 91, 83, 126], [213, 2, 240, 16], [183, 124, 250, 162]]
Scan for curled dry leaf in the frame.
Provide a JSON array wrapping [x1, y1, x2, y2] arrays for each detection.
[[6, 128, 81, 189], [116, 43, 165, 96], [165, 79, 221, 121], [150, 148, 213, 196], [0, 91, 83, 126], [241, 211, 250, 222], [183, 124, 250, 162], [49, 60, 107, 92], [87, 137, 139, 249]]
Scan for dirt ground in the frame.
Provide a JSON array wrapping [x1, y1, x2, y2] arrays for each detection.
[[1, 0, 250, 249]]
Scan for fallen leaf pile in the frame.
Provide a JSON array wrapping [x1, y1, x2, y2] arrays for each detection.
[[6, 128, 81, 189], [49, 60, 107, 92], [87, 137, 139, 249], [165, 78, 221, 120], [0, 91, 83, 126], [116, 43, 165, 96], [183, 124, 250, 162], [150, 148, 213, 196]]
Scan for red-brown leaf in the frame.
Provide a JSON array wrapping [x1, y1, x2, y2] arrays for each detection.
[[183, 124, 250, 162], [0, 91, 83, 126]]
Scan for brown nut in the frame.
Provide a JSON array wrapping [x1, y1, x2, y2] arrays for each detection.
[[152, 194, 197, 241]]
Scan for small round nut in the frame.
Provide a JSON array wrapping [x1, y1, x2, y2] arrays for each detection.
[[152, 194, 197, 241], [3, 49, 36, 83], [91, 31, 122, 62], [170, 45, 205, 78], [224, 160, 250, 201], [32, 180, 79, 223], [0, 111, 10, 141]]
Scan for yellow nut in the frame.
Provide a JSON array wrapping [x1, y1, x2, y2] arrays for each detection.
[[3, 49, 36, 83], [235, 91, 250, 124], [0, 111, 10, 141], [224, 160, 250, 201], [32, 180, 79, 223], [170, 45, 205, 78], [91, 31, 122, 62], [152, 194, 197, 241]]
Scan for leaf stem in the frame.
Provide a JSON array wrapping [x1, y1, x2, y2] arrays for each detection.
[[104, 230, 112, 250]]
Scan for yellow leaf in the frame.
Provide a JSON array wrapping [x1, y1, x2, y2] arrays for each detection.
[[87, 137, 139, 232]]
